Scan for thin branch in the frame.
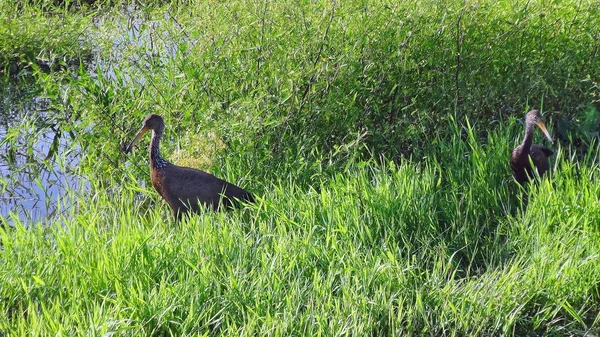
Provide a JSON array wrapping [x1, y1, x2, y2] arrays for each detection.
[[297, 0, 337, 114]]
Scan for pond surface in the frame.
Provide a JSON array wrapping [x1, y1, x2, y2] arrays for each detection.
[[0, 8, 185, 225], [0, 84, 82, 225]]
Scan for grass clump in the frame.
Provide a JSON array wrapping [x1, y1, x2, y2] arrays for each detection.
[[0, 1, 93, 75]]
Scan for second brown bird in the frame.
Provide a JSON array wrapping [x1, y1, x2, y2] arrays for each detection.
[[510, 109, 554, 186]]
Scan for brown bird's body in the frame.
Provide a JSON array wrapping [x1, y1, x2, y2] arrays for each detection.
[[124, 114, 254, 218], [510, 110, 554, 186]]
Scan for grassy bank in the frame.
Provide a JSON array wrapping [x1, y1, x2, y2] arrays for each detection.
[[2, 126, 600, 335], [1, 0, 600, 335]]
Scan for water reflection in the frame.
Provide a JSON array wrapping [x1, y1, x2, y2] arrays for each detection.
[[0, 83, 81, 225], [1, 8, 188, 225]]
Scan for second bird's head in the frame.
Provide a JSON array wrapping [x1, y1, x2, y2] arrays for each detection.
[[123, 114, 165, 154], [526, 110, 553, 144]]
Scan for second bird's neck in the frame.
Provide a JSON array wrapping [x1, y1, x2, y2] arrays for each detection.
[[521, 123, 534, 150], [150, 129, 168, 169]]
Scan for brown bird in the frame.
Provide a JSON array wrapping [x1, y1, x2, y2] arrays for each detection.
[[124, 114, 254, 218], [510, 109, 554, 186]]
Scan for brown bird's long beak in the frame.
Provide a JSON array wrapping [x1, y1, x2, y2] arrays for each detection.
[[123, 126, 150, 154], [536, 121, 553, 144]]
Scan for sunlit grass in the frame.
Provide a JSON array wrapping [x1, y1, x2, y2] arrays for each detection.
[[2, 123, 600, 335]]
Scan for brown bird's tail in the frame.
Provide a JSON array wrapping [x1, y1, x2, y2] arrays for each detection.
[[221, 188, 255, 210], [243, 191, 255, 204]]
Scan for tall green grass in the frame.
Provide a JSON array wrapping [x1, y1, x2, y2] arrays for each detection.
[[2, 121, 600, 335], [0, 1, 93, 75]]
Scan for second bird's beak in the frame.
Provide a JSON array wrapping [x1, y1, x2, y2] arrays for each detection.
[[536, 121, 553, 144], [124, 126, 150, 154]]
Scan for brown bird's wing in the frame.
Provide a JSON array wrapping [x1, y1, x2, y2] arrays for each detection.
[[529, 145, 552, 178], [510, 145, 524, 170], [162, 165, 253, 211], [510, 144, 529, 184], [532, 144, 554, 158]]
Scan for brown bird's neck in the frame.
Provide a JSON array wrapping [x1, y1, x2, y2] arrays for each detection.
[[150, 129, 168, 169]]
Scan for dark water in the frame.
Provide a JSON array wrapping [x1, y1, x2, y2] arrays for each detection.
[[0, 87, 81, 225]]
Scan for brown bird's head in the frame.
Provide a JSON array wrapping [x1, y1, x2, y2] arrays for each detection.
[[123, 114, 165, 154], [526, 109, 553, 144]]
